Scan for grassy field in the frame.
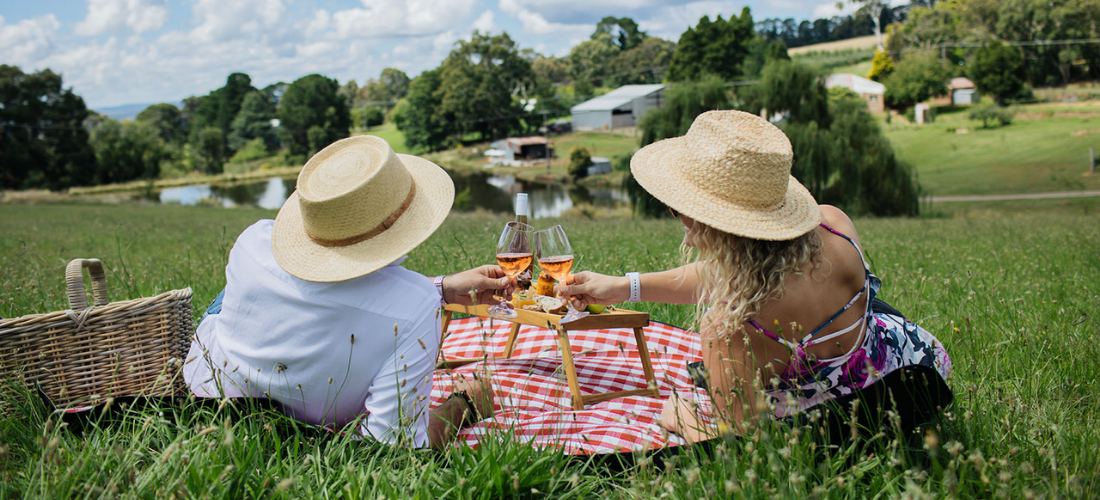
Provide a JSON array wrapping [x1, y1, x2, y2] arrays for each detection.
[[883, 103, 1100, 197], [2, 204, 1098, 498]]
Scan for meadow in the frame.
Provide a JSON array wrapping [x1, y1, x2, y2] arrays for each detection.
[[1, 202, 1098, 498], [884, 102, 1100, 197]]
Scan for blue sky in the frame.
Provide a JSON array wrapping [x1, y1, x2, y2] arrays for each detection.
[[1, 0, 858, 110]]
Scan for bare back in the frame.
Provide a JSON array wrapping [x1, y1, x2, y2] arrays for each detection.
[[749, 205, 868, 379]]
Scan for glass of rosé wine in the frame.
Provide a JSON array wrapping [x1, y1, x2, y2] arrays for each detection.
[[487, 221, 534, 319], [534, 225, 589, 323]]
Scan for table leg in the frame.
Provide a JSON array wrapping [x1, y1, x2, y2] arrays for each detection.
[[503, 322, 522, 358], [440, 309, 454, 342], [438, 309, 455, 366], [556, 325, 585, 411], [634, 326, 660, 398]]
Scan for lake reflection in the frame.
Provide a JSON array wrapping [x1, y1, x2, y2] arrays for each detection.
[[157, 173, 627, 218], [158, 177, 295, 210]]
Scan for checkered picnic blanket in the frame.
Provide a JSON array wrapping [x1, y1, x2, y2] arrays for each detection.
[[429, 316, 713, 455]]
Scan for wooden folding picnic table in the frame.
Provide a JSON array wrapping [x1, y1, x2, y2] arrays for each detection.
[[439, 304, 660, 411]]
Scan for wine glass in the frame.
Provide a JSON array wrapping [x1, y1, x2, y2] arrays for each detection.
[[487, 221, 534, 320], [534, 225, 589, 323]]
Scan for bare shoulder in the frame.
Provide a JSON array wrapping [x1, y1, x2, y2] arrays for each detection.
[[818, 205, 861, 247]]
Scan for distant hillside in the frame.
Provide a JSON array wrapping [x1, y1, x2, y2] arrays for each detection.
[[93, 102, 181, 121], [787, 35, 879, 55]]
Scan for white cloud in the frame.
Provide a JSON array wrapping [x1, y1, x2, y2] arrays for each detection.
[[75, 0, 168, 36], [330, 0, 477, 39], [498, 0, 590, 37], [635, 1, 741, 41], [190, 0, 288, 44], [471, 10, 496, 33], [813, 1, 858, 20], [306, 10, 332, 37], [0, 15, 62, 66]]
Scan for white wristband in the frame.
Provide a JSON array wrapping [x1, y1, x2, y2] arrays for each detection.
[[626, 272, 641, 303]]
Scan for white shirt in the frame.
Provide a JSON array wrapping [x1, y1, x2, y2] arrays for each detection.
[[183, 220, 441, 447]]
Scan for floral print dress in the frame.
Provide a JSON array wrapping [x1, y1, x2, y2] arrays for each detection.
[[748, 224, 953, 418]]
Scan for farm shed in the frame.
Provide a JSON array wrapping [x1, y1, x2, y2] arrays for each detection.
[[931, 78, 980, 106], [487, 136, 552, 166], [825, 73, 886, 114], [571, 85, 665, 131]]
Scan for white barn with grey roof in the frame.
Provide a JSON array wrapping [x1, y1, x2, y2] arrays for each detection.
[[571, 84, 665, 131]]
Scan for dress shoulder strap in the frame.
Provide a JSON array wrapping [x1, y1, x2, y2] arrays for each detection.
[[819, 223, 870, 271]]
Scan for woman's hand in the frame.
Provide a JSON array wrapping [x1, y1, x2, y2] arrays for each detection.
[[556, 271, 629, 309], [452, 375, 495, 421], [442, 265, 510, 306], [661, 393, 717, 444]]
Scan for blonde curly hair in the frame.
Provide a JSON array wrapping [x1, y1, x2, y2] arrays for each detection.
[[685, 223, 824, 340]]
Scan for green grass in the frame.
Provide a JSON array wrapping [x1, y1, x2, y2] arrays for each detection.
[[826, 60, 873, 78], [2, 204, 1099, 498], [360, 123, 413, 155], [883, 103, 1100, 196]]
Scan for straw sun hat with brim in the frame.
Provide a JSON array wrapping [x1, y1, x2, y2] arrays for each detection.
[[630, 110, 820, 241], [272, 135, 454, 282]]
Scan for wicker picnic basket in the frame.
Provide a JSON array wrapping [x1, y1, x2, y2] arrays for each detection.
[[0, 258, 193, 413]]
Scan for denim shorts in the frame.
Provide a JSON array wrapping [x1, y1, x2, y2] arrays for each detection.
[[201, 288, 225, 322]]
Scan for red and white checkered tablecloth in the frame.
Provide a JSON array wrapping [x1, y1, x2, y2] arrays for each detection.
[[430, 316, 713, 455]]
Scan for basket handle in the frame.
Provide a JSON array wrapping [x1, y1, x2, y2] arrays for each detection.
[[66, 258, 111, 311]]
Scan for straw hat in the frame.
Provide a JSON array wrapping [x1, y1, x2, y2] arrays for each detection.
[[272, 135, 454, 282], [630, 110, 820, 241]]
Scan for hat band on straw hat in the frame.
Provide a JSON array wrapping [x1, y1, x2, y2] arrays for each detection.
[[306, 183, 417, 247]]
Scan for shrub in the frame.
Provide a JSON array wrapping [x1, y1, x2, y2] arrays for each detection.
[[969, 103, 1015, 128], [228, 138, 270, 164], [568, 146, 593, 178]]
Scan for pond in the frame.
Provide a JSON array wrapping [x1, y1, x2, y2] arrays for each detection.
[[155, 172, 630, 218]]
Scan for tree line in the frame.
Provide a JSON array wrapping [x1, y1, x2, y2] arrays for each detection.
[[873, 0, 1100, 108], [7, 0, 1096, 219]]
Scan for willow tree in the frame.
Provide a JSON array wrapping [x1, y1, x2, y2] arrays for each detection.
[[753, 60, 920, 216]]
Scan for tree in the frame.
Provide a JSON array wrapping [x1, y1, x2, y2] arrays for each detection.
[[971, 41, 1025, 104], [568, 146, 593, 178], [849, 0, 888, 49], [0, 65, 96, 190], [228, 90, 278, 151], [436, 31, 534, 143], [358, 68, 410, 104], [89, 118, 167, 183], [593, 16, 646, 51], [638, 76, 733, 146], [197, 126, 226, 174], [666, 8, 756, 82], [811, 87, 920, 216], [136, 103, 187, 144], [748, 59, 830, 125], [607, 37, 676, 86], [567, 33, 619, 96], [186, 72, 256, 151], [868, 48, 894, 82], [338, 79, 360, 108], [215, 73, 254, 137], [277, 74, 350, 156], [883, 51, 949, 109], [531, 55, 572, 115], [396, 69, 452, 152]]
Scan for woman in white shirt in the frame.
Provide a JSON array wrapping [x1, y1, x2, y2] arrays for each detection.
[[184, 136, 504, 449]]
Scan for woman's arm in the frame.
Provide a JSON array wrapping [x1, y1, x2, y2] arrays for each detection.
[[662, 309, 758, 440], [558, 263, 702, 308]]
